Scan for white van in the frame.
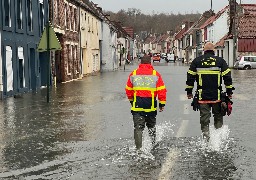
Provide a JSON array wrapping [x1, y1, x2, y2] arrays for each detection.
[[234, 56, 256, 70], [166, 53, 175, 63]]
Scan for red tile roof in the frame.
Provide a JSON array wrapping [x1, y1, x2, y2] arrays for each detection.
[[200, 6, 228, 29], [238, 14, 256, 38], [144, 36, 156, 44], [241, 4, 256, 15], [174, 28, 186, 40]]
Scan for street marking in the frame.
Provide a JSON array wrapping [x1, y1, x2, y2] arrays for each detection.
[[158, 120, 189, 180], [184, 104, 190, 114]]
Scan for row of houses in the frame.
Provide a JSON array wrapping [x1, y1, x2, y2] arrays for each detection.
[[136, 31, 174, 55], [0, 0, 134, 99], [136, 2, 256, 67], [173, 2, 256, 67]]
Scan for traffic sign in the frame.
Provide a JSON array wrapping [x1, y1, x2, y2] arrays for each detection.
[[37, 23, 62, 52]]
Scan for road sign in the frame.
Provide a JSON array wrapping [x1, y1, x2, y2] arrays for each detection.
[[37, 24, 62, 52]]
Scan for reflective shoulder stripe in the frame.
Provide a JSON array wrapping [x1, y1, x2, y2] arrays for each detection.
[[226, 85, 233, 88], [188, 70, 197, 75], [152, 70, 157, 75], [157, 85, 166, 91], [126, 85, 133, 90], [186, 85, 194, 89], [133, 70, 137, 75], [222, 69, 231, 76]]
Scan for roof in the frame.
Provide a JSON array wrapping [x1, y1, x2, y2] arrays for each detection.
[[123, 27, 134, 39], [238, 14, 256, 38], [241, 4, 256, 15], [174, 28, 187, 40], [144, 35, 156, 44], [200, 6, 228, 29]]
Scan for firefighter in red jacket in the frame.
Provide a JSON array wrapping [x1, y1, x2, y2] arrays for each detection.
[[125, 55, 167, 150]]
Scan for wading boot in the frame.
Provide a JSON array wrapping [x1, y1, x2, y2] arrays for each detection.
[[134, 129, 143, 150], [148, 127, 156, 146], [202, 131, 210, 142], [202, 125, 210, 142]]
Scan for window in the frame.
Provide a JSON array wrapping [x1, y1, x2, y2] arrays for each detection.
[[66, 45, 71, 74], [65, 4, 69, 29], [69, 6, 72, 30], [92, 18, 94, 33], [4, 0, 11, 27], [27, 0, 33, 31], [56, 0, 60, 26], [244, 57, 250, 62], [221, 50, 224, 58], [17, 0, 23, 29], [74, 8, 77, 31], [75, 46, 79, 73], [96, 21, 98, 35], [18, 47, 25, 88], [5, 46, 14, 92], [39, 1, 44, 32]]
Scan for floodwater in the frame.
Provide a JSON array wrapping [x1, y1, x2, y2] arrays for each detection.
[[0, 62, 255, 179]]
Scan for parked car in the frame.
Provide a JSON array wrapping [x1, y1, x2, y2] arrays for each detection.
[[161, 53, 167, 59], [152, 53, 161, 62], [234, 56, 256, 70], [166, 53, 175, 62]]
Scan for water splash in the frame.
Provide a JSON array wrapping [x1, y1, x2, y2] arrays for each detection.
[[141, 121, 174, 153], [200, 125, 231, 152], [111, 121, 175, 162]]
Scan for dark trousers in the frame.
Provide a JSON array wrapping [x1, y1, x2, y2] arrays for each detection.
[[133, 113, 156, 149], [199, 103, 223, 133]]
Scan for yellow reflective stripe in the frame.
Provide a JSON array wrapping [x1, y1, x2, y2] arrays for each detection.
[[199, 74, 202, 86], [133, 92, 137, 108], [126, 85, 133, 90], [133, 70, 137, 75], [222, 69, 231, 76], [218, 89, 220, 100], [188, 70, 197, 75], [151, 91, 154, 109], [186, 86, 194, 89], [153, 70, 156, 75], [159, 101, 166, 104], [157, 85, 166, 91], [198, 89, 202, 100], [133, 87, 157, 91], [131, 107, 157, 112], [226, 85, 233, 88], [197, 71, 221, 75]]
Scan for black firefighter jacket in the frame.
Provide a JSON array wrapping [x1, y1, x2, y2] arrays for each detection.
[[185, 51, 233, 101]]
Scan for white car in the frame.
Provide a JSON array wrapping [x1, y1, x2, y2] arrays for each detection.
[[166, 53, 175, 62], [234, 56, 256, 70]]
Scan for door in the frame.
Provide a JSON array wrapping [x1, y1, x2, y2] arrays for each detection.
[[5, 46, 13, 93], [55, 50, 62, 83]]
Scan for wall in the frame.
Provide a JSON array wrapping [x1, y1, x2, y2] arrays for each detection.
[[213, 10, 229, 43]]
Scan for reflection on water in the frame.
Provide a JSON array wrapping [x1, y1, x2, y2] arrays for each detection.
[[0, 68, 255, 179]]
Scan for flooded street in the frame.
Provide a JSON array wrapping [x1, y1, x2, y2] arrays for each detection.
[[0, 61, 255, 179]]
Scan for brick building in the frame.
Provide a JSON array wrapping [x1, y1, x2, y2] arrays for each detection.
[[49, 0, 80, 83]]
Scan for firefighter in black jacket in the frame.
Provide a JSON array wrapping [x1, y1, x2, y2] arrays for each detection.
[[185, 42, 234, 141]]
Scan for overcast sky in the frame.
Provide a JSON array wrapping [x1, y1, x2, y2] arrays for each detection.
[[92, 0, 255, 14]]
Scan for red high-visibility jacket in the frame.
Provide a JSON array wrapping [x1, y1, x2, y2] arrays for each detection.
[[125, 64, 167, 114]]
